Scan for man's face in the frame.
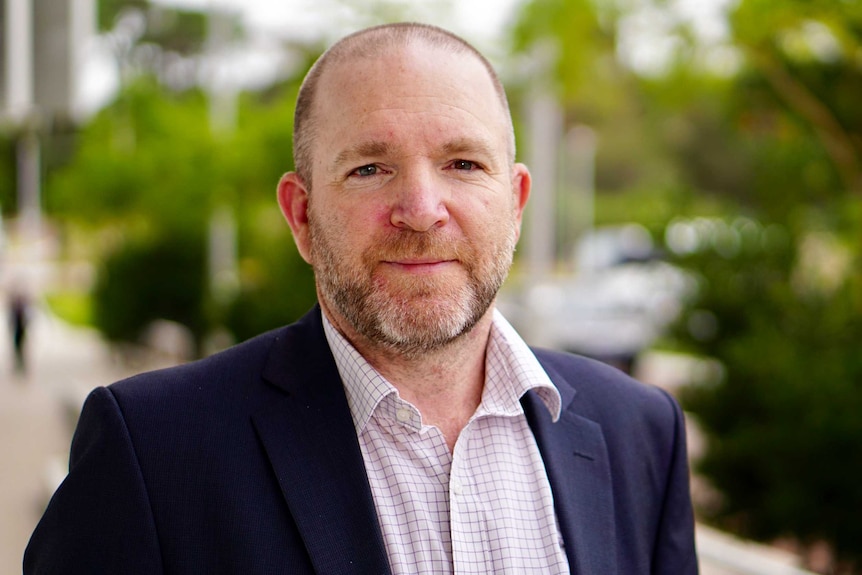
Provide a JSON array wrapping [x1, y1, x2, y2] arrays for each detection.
[[297, 42, 529, 357]]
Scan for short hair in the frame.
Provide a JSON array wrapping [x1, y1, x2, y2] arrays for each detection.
[[292, 22, 515, 188]]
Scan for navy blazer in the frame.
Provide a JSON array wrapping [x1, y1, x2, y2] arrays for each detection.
[[25, 306, 697, 574]]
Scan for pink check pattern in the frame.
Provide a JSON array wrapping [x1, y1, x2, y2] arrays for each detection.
[[323, 309, 571, 575]]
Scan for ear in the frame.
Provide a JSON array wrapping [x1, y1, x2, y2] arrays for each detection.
[[277, 172, 313, 264], [511, 163, 531, 241]]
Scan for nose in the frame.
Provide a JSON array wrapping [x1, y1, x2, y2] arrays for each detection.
[[389, 167, 450, 232]]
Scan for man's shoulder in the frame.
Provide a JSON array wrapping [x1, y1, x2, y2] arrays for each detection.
[[531, 347, 680, 424], [531, 346, 643, 392], [110, 327, 282, 396], [106, 307, 326, 409]]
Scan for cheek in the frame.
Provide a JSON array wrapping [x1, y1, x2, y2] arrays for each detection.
[[369, 203, 395, 227], [459, 195, 516, 237], [316, 201, 390, 261], [330, 192, 392, 227]]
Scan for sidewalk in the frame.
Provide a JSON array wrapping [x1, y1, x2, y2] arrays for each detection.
[[0, 300, 160, 574]]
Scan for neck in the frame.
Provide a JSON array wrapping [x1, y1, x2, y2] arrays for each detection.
[[323, 303, 495, 451]]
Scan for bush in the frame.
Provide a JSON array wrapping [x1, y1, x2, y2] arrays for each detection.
[[670, 218, 862, 569], [225, 222, 317, 342], [93, 231, 210, 354]]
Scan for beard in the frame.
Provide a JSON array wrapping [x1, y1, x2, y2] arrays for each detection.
[[308, 208, 518, 359]]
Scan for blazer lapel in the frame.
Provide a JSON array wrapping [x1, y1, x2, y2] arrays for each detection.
[[524, 361, 618, 575], [252, 309, 391, 575]]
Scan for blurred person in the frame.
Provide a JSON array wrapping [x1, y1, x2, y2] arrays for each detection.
[[8, 288, 29, 375], [24, 23, 697, 574]]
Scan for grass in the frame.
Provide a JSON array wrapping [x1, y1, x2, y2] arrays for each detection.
[[44, 292, 93, 327]]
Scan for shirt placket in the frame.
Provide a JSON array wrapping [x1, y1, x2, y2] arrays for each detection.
[[449, 420, 490, 575]]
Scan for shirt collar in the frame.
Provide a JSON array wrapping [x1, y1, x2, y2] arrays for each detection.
[[481, 309, 562, 422], [321, 308, 562, 436]]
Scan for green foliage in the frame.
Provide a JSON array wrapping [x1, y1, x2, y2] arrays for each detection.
[[644, 0, 862, 567], [47, 72, 317, 349], [659, 0, 862, 573], [509, 0, 684, 196], [97, 0, 210, 54], [511, 0, 617, 103], [92, 230, 210, 350], [225, 207, 317, 342], [0, 133, 16, 215], [140, 7, 208, 55], [671, 215, 862, 567], [97, 0, 147, 31], [45, 292, 93, 327], [48, 79, 219, 230], [509, 0, 862, 566], [730, 0, 862, 194]]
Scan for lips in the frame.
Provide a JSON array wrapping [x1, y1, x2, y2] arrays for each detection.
[[382, 259, 457, 274], [389, 257, 453, 265]]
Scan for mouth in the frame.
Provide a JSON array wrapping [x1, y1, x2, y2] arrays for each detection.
[[381, 258, 458, 274]]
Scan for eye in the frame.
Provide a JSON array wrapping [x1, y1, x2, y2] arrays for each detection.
[[351, 164, 379, 177], [451, 160, 478, 171]]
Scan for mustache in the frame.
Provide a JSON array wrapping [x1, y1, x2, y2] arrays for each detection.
[[365, 230, 466, 263]]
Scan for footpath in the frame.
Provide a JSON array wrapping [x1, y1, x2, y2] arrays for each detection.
[[0, 296, 169, 574]]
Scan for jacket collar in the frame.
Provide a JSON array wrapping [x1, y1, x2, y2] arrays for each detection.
[[525, 353, 618, 575], [252, 306, 616, 575], [253, 306, 392, 575]]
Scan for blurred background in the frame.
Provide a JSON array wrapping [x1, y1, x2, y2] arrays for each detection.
[[1, 0, 860, 573]]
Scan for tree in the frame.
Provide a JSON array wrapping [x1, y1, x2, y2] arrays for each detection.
[[93, 230, 209, 353], [509, 0, 862, 569], [97, 0, 224, 91], [660, 1, 862, 570], [731, 0, 862, 195], [669, 214, 862, 571], [509, 0, 676, 197], [46, 73, 318, 351]]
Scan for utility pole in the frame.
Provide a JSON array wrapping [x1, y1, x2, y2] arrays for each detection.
[[1, 0, 95, 298], [205, 6, 240, 310], [520, 42, 564, 347], [5, 0, 41, 243], [565, 125, 597, 270], [523, 42, 563, 281]]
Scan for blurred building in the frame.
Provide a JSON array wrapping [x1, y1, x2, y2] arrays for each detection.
[[1, 0, 96, 123], [1, 0, 95, 241]]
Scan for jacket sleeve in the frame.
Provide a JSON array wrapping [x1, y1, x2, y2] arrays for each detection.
[[652, 389, 699, 575], [24, 386, 164, 574]]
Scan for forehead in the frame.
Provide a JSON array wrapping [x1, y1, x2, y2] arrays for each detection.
[[320, 39, 495, 91], [311, 42, 508, 152]]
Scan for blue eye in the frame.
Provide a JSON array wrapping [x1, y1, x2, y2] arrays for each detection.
[[452, 160, 476, 170], [352, 165, 378, 177]]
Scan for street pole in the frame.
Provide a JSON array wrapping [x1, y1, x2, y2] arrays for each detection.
[[565, 125, 597, 271], [521, 42, 563, 347], [206, 5, 239, 313], [16, 129, 42, 242]]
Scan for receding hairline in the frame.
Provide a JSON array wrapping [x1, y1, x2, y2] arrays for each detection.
[[310, 22, 502, 73], [292, 22, 515, 187]]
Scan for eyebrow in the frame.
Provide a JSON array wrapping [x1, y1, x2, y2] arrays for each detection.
[[331, 135, 501, 171], [440, 136, 496, 161], [334, 140, 392, 169]]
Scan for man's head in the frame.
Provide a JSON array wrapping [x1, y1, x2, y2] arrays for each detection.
[[278, 23, 530, 358], [292, 22, 516, 189]]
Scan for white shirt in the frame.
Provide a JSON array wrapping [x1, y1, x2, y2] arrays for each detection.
[[322, 309, 571, 575]]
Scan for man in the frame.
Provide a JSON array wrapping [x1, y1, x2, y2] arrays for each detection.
[[25, 23, 697, 574]]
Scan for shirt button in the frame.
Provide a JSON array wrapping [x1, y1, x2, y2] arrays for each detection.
[[396, 408, 412, 423], [450, 478, 464, 496]]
